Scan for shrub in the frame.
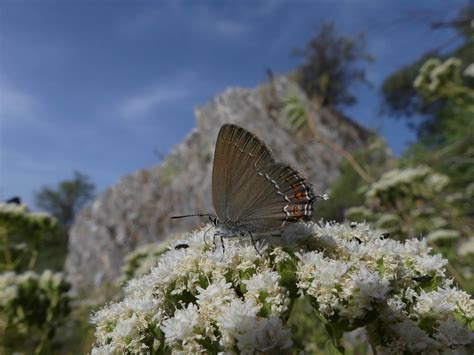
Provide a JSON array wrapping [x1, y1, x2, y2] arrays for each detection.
[[91, 222, 474, 354]]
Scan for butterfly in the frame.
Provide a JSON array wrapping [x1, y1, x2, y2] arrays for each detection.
[[173, 124, 321, 245]]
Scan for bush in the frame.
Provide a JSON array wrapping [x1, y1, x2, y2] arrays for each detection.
[[0, 202, 71, 354], [91, 223, 474, 354], [0, 270, 70, 353]]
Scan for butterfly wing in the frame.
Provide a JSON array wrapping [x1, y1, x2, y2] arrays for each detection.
[[212, 124, 273, 222], [212, 124, 316, 233]]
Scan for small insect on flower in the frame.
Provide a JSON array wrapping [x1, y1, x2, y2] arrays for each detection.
[[174, 243, 189, 250], [412, 274, 433, 283]]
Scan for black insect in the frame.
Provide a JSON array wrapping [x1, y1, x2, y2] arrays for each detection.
[[412, 275, 433, 283]]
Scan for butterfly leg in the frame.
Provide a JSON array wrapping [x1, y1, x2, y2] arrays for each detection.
[[203, 225, 214, 249], [221, 235, 226, 254], [211, 232, 217, 252], [248, 231, 262, 256], [219, 234, 226, 261]]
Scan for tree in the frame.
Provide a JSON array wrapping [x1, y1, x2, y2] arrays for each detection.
[[381, 2, 474, 140], [292, 22, 373, 108], [35, 171, 95, 228]]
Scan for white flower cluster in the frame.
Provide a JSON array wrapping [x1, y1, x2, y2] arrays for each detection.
[[464, 63, 474, 78], [458, 237, 474, 257], [91, 222, 474, 354], [414, 57, 462, 93], [92, 230, 292, 354], [0, 202, 29, 214], [0, 270, 67, 307], [296, 223, 442, 319], [0, 269, 70, 339], [0, 270, 66, 307], [0, 201, 52, 221], [366, 166, 448, 200], [374, 282, 474, 353], [427, 229, 460, 243], [294, 222, 473, 353]]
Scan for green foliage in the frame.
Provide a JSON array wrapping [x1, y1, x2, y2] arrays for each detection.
[[0, 203, 61, 273], [282, 91, 394, 222], [381, 53, 436, 118], [345, 165, 474, 292], [293, 21, 373, 108], [346, 166, 452, 237], [283, 92, 308, 133], [413, 57, 474, 144], [35, 171, 95, 228], [283, 90, 379, 188], [0, 203, 72, 353], [335, 55, 474, 295], [318, 138, 394, 222], [288, 297, 369, 354], [54, 303, 98, 355], [380, 1, 474, 139], [0, 270, 71, 354], [402, 56, 474, 190]]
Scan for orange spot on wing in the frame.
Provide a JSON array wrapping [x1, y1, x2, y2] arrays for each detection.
[[291, 205, 305, 219], [295, 191, 303, 200]]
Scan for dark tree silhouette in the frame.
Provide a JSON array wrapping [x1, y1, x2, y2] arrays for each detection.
[[35, 171, 95, 228], [293, 22, 373, 108]]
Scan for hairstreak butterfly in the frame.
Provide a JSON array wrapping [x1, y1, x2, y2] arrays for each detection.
[[173, 124, 323, 247]]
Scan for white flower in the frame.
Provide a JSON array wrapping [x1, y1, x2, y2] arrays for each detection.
[[243, 270, 289, 315], [366, 166, 433, 198], [91, 221, 474, 353], [413, 286, 474, 321], [216, 298, 260, 333], [112, 313, 140, 339], [0, 285, 18, 306], [350, 266, 390, 301], [415, 289, 457, 316], [297, 252, 351, 288], [196, 278, 235, 317], [393, 319, 438, 352], [236, 317, 293, 353], [161, 303, 201, 344], [435, 316, 474, 348], [458, 237, 474, 257], [243, 270, 279, 293], [427, 229, 460, 243], [413, 253, 447, 275], [90, 343, 118, 355], [464, 63, 474, 77]]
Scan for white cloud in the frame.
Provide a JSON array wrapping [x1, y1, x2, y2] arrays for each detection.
[[205, 18, 249, 38], [0, 86, 39, 123], [121, 3, 252, 39], [117, 85, 190, 121]]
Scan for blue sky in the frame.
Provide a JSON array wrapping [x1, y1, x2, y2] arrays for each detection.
[[0, 0, 464, 207]]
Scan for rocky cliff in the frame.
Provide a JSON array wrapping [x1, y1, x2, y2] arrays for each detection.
[[66, 77, 370, 297]]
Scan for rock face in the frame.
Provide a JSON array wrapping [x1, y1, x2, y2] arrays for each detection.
[[66, 77, 370, 297]]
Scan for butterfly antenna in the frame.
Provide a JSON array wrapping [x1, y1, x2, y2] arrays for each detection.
[[311, 193, 329, 204], [171, 213, 215, 219]]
